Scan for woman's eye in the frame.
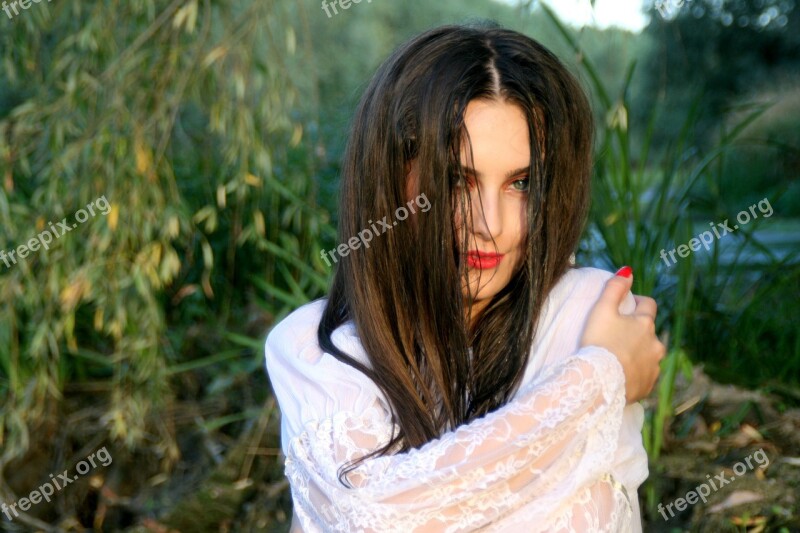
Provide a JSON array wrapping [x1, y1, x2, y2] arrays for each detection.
[[511, 177, 529, 192]]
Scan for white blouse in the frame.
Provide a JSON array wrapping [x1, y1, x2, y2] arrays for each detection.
[[265, 267, 648, 532]]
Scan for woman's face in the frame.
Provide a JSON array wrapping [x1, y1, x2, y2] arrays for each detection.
[[455, 99, 530, 318]]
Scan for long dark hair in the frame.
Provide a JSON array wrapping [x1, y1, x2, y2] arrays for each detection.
[[317, 22, 594, 478]]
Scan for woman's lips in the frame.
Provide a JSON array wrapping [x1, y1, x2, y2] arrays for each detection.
[[466, 251, 504, 269]]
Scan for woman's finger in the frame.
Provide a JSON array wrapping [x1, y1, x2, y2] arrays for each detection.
[[633, 294, 658, 320]]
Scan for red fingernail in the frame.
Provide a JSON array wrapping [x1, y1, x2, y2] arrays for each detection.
[[615, 266, 633, 278]]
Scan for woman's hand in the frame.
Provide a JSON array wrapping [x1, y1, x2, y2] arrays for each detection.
[[580, 267, 666, 404]]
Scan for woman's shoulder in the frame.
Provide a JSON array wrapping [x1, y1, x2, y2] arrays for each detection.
[[563, 266, 636, 312], [264, 299, 387, 455], [550, 266, 617, 303], [265, 298, 328, 363], [544, 266, 635, 318], [265, 298, 371, 370]]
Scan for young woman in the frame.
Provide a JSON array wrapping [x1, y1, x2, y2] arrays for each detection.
[[265, 23, 665, 532]]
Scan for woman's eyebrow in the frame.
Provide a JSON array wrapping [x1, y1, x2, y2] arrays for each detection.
[[458, 164, 530, 179]]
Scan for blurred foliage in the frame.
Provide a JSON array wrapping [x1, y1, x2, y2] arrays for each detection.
[[0, 0, 330, 463], [634, 0, 800, 147], [712, 86, 800, 216]]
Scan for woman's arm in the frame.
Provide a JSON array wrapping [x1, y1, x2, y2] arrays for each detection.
[[282, 347, 631, 532]]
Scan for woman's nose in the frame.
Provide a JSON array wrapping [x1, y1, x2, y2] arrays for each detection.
[[470, 190, 502, 241]]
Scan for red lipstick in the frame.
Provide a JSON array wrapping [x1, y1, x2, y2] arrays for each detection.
[[466, 250, 504, 269]]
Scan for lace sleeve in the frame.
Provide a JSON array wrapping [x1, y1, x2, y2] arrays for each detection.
[[285, 346, 632, 532]]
